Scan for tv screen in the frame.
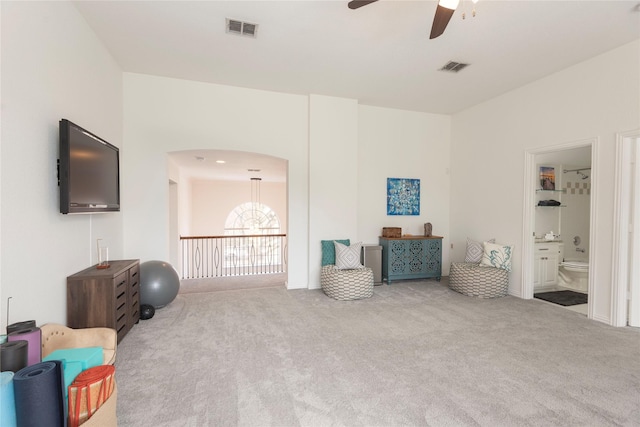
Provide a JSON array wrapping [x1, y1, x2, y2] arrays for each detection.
[[59, 119, 120, 214]]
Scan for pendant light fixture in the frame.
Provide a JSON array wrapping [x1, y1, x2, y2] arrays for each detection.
[[249, 177, 262, 233]]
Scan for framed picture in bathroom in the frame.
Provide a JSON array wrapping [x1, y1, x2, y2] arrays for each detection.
[[539, 166, 556, 190]]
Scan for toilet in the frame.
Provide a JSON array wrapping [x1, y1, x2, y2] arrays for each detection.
[[558, 260, 589, 293]]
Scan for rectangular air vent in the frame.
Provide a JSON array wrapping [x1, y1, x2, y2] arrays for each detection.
[[226, 19, 258, 38], [439, 61, 470, 73]]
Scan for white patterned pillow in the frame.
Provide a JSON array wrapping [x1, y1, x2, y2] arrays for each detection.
[[334, 241, 363, 270], [480, 241, 514, 271], [465, 238, 495, 263]]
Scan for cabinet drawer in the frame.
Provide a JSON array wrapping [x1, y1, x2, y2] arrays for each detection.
[[115, 271, 128, 332], [115, 272, 128, 297], [129, 267, 140, 306], [128, 264, 140, 324]]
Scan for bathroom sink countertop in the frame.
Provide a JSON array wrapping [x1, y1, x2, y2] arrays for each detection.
[[534, 238, 563, 243]]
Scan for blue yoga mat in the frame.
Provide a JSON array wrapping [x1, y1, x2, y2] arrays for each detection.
[[13, 361, 67, 427], [1, 371, 17, 427]]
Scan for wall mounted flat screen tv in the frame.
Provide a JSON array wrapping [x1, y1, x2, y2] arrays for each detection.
[[59, 119, 120, 214]]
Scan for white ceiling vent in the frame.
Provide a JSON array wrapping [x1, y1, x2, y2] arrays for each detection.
[[439, 61, 470, 73], [226, 19, 258, 38]]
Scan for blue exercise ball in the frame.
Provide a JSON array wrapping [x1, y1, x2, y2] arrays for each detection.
[[139, 260, 180, 308]]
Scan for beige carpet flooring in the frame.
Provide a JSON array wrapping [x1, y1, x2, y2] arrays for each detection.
[[179, 272, 287, 294], [115, 278, 640, 426]]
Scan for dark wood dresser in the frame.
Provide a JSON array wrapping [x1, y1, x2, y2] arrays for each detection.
[[67, 259, 140, 342]]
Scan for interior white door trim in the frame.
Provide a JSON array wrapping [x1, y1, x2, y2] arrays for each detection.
[[612, 129, 640, 327]]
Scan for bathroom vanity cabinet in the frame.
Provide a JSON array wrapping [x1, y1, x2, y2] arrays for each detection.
[[533, 243, 561, 291]]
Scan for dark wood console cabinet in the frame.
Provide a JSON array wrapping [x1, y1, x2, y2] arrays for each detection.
[[67, 259, 140, 343]]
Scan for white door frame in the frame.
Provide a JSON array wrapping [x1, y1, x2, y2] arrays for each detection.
[[612, 129, 640, 327], [522, 138, 598, 320]]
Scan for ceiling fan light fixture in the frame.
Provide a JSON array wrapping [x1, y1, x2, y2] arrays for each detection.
[[439, 0, 460, 11]]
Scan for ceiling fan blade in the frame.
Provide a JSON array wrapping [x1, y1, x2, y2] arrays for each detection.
[[348, 0, 378, 10], [429, 4, 456, 39]]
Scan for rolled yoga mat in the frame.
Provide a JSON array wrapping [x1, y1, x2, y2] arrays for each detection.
[[6, 321, 35, 335], [0, 340, 28, 373], [1, 371, 17, 427], [8, 327, 41, 367], [13, 360, 67, 427]]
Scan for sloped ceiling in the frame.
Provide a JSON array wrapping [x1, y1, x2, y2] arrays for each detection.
[[75, 0, 640, 115], [73, 1, 638, 180]]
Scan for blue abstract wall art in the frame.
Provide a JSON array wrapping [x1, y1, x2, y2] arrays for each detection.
[[387, 178, 420, 216]]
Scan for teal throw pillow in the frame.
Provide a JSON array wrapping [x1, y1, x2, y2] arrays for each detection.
[[321, 239, 350, 266]]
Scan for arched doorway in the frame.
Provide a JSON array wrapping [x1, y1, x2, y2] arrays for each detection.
[[168, 149, 288, 282]]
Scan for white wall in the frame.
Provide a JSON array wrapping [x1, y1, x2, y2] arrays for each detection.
[[451, 40, 640, 324], [357, 105, 452, 273], [190, 180, 287, 235], [122, 73, 309, 288], [0, 1, 123, 329], [308, 95, 359, 287], [125, 85, 450, 290]]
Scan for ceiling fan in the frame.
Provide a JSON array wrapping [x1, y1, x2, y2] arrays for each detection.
[[348, 0, 471, 39]]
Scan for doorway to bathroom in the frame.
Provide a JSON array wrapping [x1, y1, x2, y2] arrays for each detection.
[[522, 138, 596, 318]]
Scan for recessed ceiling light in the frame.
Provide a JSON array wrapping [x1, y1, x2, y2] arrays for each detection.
[[216, 160, 226, 164]]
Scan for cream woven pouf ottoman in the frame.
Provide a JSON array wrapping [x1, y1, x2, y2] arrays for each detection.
[[321, 265, 374, 301], [449, 262, 509, 298]]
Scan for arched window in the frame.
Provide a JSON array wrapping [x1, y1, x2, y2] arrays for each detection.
[[224, 202, 280, 235], [223, 203, 283, 271]]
